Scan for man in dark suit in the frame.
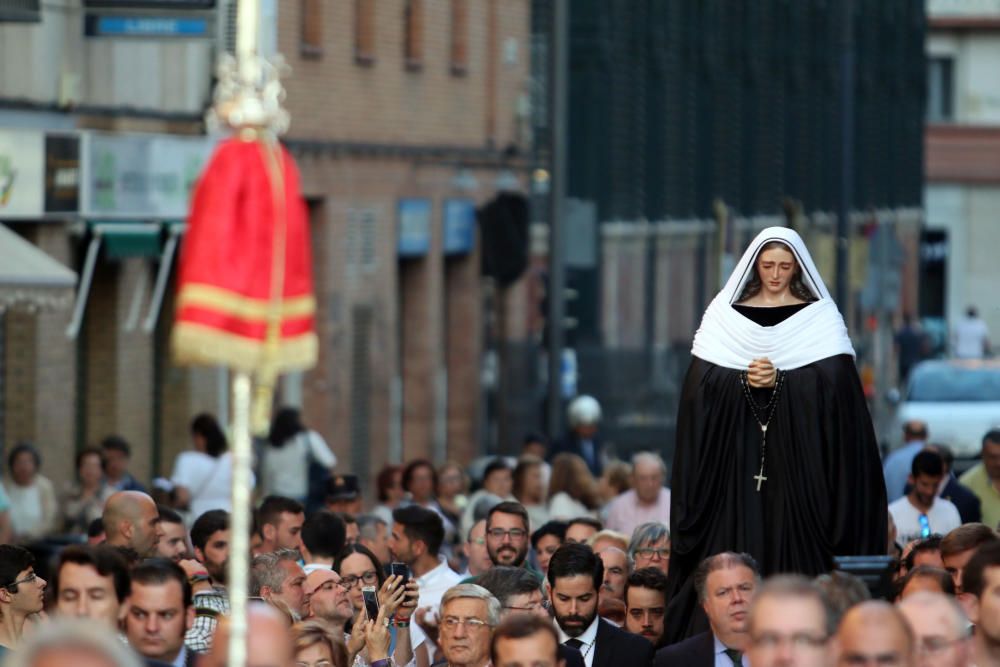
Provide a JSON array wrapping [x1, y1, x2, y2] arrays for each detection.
[[654, 552, 760, 667], [549, 395, 605, 477], [548, 543, 654, 667], [124, 559, 198, 667]]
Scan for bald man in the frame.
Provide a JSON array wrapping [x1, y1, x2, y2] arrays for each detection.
[[836, 601, 915, 667], [103, 491, 162, 558], [898, 592, 970, 667], [202, 603, 294, 667]]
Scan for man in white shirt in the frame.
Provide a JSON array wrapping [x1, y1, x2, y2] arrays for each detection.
[[952, 306, 991, 359], [888, 450, 962, 545], [605, 453, 671, 537]]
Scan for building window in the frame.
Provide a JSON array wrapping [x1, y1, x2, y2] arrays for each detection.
[[300, 0, 323, 58], [927, 56, 953, 123], [450, 0, 468, 75], [355, 0, 376, 65], [404, 0, 424, 70]]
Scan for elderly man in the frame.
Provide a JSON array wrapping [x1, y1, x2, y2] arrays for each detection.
[[606, 453, 671, 536], [654, 552, 760, 667], [304, 569, 353, 635], [250, 549, 306, 620], [629, 523, 670, 575], [745, 576, 833, 667], [898, 591, 970, 667], [439, 584, 501, 667], [835, 601, 914, 667], [596, 546, 629, 625], [463, 520, 494, 578], [103, 490, 162, 558]]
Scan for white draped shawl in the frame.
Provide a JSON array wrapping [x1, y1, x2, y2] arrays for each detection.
[[691, 227, 855, 371]]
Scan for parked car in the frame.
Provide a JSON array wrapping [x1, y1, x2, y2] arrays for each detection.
[[891, 359, 1000, 460]]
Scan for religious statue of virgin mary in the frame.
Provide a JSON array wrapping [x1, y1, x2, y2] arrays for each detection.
[[663, 226, 887, 642]]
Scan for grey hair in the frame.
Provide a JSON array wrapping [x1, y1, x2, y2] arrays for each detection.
[[357, 514, 387, 541], [628, 522, 670, 561], [631, 451, 667, 476], [440, 583, 502, 627], [749, 575, 838, 638], [5, 618, 145, 667], [250, 548, 302, 596], [693, 552, 761, 603], [898, 590, 969, 639]]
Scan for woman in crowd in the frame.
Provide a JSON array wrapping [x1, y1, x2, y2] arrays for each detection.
[[62, 447, 114, 535], [547, 453, 601, 520], [435, 461, 468, 531], [292, 620, 350, 667], [513, 455, 549, 530], [372, 465, 405, 527], [260, 406, 337, 506], [2, 443, 59, 541], [332, 544, 418, 667], [402, 459, 457, 554], [171, 413, 246, 518], [530, 520, 567, 576]]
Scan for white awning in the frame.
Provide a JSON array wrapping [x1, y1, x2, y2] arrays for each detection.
[[0, 223, 77, 311]]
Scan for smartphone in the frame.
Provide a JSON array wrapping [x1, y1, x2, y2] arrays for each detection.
[[385, 562, 411, 586], [362, 586, 379, 621]]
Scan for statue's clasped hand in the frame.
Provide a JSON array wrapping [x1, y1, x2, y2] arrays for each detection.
[[747, 357, 777, 388]]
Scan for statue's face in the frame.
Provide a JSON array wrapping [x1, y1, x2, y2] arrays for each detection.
[[755, 245, 798, 298]]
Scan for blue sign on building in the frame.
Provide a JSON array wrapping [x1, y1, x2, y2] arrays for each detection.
[[85, 15, 210, 37], [443, 199, 476, 256], [398, 198, 432, 257]]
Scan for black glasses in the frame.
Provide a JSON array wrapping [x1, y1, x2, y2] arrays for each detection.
[[340, 570, 378, 590], [634, 547, 670, 561], [488, 528, 527, 540], [4, 572, 38, 589]]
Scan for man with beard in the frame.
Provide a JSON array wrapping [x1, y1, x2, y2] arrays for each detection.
[[186, 510, 230, 654], [654, 552, 760, 667], [104, 491, 163, 558], [303, 569, 353, 638], [477, 566, 585, 667], [439, 584, 500, 667], [549, 543, 654, 667], [963, 540, 1000, 667], [624, 568, 669, 648], [888, 451, 961, 544], [250, 549, 307, 620], [486, 502, 533, 569], [157, 506, 190, 562]]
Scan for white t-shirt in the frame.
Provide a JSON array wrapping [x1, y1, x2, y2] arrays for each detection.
[[259, 430, 337, 500], [953, 317, 989, 359], [888, 495, 962, 544], [171, 451, 252, 519]]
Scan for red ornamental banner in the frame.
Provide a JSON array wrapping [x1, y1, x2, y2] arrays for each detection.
[[172, 136, 317, 374]]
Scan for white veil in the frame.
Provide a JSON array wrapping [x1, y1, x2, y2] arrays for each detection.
[[691, 226, 855, 370]]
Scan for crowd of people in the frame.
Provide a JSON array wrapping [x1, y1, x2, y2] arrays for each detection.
[[0, 403, 997, 667]]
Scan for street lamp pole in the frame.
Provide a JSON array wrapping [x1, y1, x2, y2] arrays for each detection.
[[546, 0, 569, 438]]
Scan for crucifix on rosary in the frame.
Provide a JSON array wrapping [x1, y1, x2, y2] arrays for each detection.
[[739, 369, 785, 492]]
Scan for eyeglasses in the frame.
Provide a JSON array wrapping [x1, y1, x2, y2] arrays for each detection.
[[634, 548, 670, 560], [340, 570, 378, 590], [751, 632, 828, 651], [918, 514, 931, 538], [488, 528, 527, 541], [503, 599, 550, 613], [4, 572, 38, 589], [918, 636, 967, 655], [441, 616, 491, 632]]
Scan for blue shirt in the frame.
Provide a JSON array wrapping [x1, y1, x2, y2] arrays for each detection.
[[883, 442, 924, 503]]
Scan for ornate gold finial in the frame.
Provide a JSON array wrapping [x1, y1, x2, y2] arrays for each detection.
[[207, 53, 291, 136]]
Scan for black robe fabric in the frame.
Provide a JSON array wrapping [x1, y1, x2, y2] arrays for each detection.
[[662, 352, 887, 644]]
